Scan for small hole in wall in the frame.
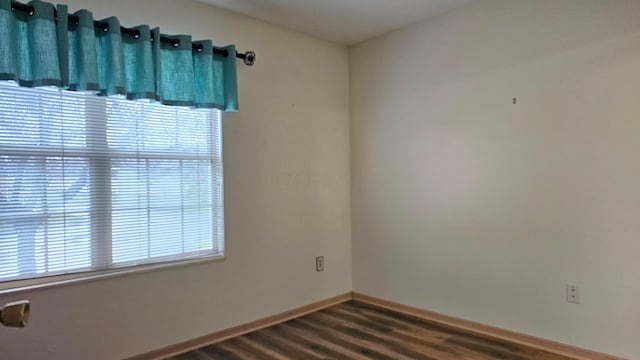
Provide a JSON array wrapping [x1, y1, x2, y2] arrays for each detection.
[[513, 98, 517, 104]]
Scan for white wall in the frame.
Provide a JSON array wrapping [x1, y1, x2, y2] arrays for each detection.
[[350, 0, 640, 358], [0, 1, 351, 359]]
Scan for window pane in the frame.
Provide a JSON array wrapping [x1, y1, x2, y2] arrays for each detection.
[[111, 158, 216, 264], [0, 84, 87, 150], [44, 157, 92, 273], [183, 161, 214, 253], [110, 159, 149, 264], [107, 100, 219, 266], [106, 99, 212, 156], [0, 155, 91, 278]]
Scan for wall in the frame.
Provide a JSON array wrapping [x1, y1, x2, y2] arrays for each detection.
[[350, 0, 640, 358], [0, 0, 351, 359]]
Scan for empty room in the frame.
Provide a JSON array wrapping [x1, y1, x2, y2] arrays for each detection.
[[0, 0, 638, 359]]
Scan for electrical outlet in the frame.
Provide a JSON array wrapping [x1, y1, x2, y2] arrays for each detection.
[[315, 256, 324, 272], [566, 284, 579, 304]]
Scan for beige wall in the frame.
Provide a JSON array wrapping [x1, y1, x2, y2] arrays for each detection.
[[350, 0, 640, 358], [0, 1, 351, 359]]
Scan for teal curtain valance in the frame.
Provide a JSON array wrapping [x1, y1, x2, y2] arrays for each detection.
[[0, 0, 238, 111]]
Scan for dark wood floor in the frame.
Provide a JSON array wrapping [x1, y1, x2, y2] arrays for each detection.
[[169, 301, 571, 360]]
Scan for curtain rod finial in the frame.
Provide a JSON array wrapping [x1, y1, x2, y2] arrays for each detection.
[[242, 51, 256, 66]]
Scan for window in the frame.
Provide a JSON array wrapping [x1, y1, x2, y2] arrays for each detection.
[[0, 81, 224, 282]]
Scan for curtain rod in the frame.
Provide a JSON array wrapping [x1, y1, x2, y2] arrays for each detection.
[[9, 1, 256, 66]]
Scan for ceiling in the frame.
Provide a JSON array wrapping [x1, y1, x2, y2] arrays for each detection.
[[196, 0, 474, 45]]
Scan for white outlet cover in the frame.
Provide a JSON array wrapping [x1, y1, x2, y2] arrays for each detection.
[[566, 284, 579, 304]]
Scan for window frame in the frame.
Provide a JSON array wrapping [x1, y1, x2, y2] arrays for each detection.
[[0, 83, 226, 292]]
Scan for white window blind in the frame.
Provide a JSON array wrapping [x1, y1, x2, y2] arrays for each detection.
[[0, 81, 224, 282]]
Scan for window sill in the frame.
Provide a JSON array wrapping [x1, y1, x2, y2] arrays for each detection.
[[0, 255, 225, 296]]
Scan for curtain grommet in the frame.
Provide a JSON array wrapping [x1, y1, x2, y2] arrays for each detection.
[[173, 41, 180, 48]]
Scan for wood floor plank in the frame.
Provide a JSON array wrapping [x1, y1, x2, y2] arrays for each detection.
[[279, 321, 374, 360], [245, 329, 324, 359], [197, 346, 244, 360], [328, 307, 508, 360], [345, 301, 562, 359], [291, 318, 400, 360], [170, 300, 575, 360], [329, 303, 471, 359], [346, 301, 569, 360], [267, 323, 359, 360], [332, 303, 507, 360], [306, 311, 439, 360], [334, 302, 452, 343], [233, 336, 289, 360], [326, 304, 451, 345], [169, 349, 212, 360], [216, 338, 275, 360], [322, 306, 482, 360]]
